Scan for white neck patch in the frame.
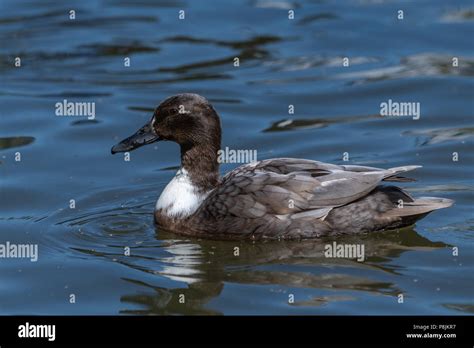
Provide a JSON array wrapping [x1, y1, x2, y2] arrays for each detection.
[[155, 168, 209, 218]]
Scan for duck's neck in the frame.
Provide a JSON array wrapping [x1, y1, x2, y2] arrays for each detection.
[[155, 142, 220, 219], [180, 142, 220, 194]]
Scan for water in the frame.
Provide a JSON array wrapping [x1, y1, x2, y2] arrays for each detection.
[[0, 0, 473, 315]]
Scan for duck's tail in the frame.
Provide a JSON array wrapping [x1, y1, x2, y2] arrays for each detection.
[[383, 195, 454, 227], [382, 166, 454, 217], [371, 185, 453, 229], [385, 196, 454, 217]]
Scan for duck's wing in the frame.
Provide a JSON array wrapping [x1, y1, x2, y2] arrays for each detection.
[[254, 158, 419, 182], [200, 158, 421, 219]]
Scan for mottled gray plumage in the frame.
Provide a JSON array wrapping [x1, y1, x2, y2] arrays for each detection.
[[182, 158, 453, 239], [112, 94, 454, 240]]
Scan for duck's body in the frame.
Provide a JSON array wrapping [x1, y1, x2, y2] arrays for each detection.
[[112, 94, 453, 240], [153, 158, 452, 240]]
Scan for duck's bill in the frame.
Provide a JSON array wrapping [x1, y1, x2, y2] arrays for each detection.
[[111, 121, 161, 154]]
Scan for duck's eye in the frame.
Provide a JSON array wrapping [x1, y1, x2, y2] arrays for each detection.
[[166, 108, 178, 117]]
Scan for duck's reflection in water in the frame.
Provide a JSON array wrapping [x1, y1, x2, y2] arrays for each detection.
[[117, 227, 446, 315]]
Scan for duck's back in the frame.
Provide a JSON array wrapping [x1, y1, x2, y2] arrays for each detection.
[[162, 158, 452, 240]]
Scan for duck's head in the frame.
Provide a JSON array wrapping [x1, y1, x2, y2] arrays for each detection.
[[111, 93, 221, 155]]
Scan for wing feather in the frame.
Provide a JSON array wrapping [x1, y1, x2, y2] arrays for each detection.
[[201, 158, 421, 221]]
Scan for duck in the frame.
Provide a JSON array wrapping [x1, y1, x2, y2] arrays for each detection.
[[111, 93, 453, 240]]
